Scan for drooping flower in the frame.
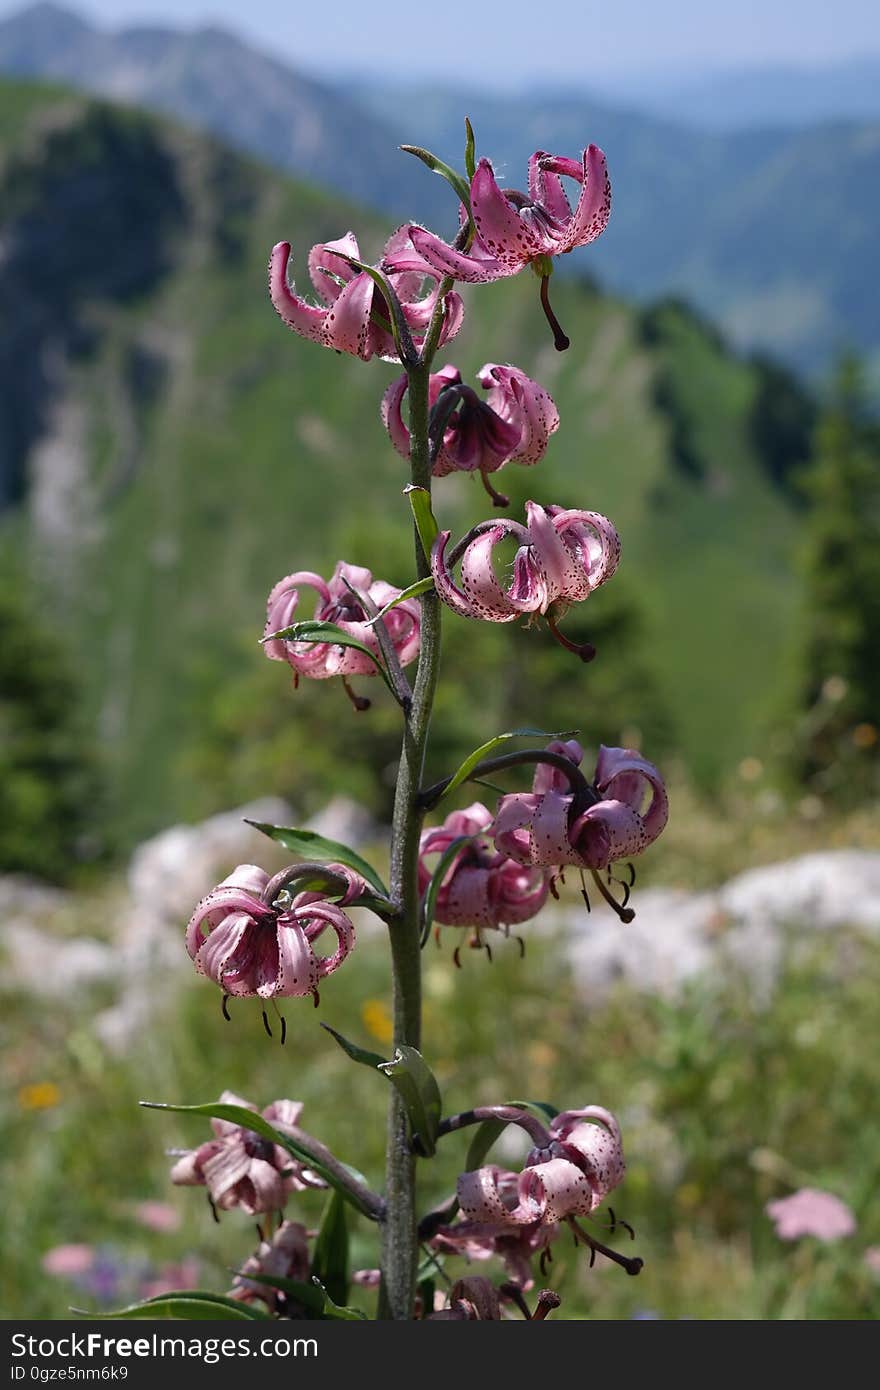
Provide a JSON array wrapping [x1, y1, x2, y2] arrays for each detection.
[[766, 1188, 856, 1242], [185, 863, 363, 1002], [269, 227, 463, 362], [228, 1221, 311, 1313], [494, 740, 668, 873], [435, 1107, 628, 1286], [431, 501, 619, 655], [170, 1092, 325, 1214], [417, 802, 549, 939], [385, 147, 610, 348], [382, 363, 559, 505], [263, 560, 420, 689]]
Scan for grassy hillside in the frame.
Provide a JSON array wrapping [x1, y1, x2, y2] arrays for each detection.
[[0, 79, 808, 852]]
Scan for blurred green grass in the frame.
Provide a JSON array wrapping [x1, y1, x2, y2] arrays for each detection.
[[2, 796, 879, 1320]]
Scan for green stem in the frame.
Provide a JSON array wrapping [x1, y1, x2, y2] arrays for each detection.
[[378, 356, 442, 1319]]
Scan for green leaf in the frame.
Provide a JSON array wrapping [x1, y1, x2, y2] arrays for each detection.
[[405, 485, 439, 562], [378, 1046, 442, 1156], [400, 143, 472, 212], [420, 834, 472, 947], [311, 1189, 349, 1307], [321, 1022, 387, 1069], [140, 1101, 380, 1220], [365, 575, 434, 625], [438, 728, 578, 803], [230, 1272, 326, 1315], [73, 1291, 269, 1321], [464, 117, 476, 181], [314, 1281, 368, 1320], [244, 820, 388, 897], [260, 619, 397, 698]]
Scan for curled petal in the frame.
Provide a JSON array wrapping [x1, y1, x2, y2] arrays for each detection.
[[471, 159, 542, 268], [517, 1157, 598, 1221], [595, 745, 669, 845], [381, 374, 412, 459], [307, 233, 360, 303], [405, 224, 509, 284], [457, 1166, 524, 1225], [560, 144, 612, 252], [492, 792, 539, 865], [479, 363, 560, 466], [570, 798, 647, 867], [269, 242, 326, 344], [431, 528, 517, 623]]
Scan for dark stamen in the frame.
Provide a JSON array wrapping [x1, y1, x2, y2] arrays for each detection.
[[280, 1015, 287, 1046], [514, 934, 526, 959], [480, 469, 509, 508], [547, 614, 596, 662], [342, 676, 371, 712], [570, 1218, 643, 1276], [540, 274, 570, 352], [590, 868, 636, 923], [208, 1195, 219, 1224], [452, 946, 462, 970], [312, 987, 321, 1009], [626, 862, 637, 887], [221, 993, 231, 1022], [499, 1282, 532, 1320], [261, 1010, 273, 1038]]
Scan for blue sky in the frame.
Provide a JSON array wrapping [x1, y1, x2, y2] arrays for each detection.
[[4, 0, 880, 84]]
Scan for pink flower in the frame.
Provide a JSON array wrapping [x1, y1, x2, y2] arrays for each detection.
[[436, 1107, 626, 1287], [494, 740, 668, 871], [185, 863, 363, 1001], [263, 560, 420, 682], [228, 1221, 311, 1313], [393, 146, 611, 285], [130, 1201, 180, 1233], [382, 363, 559, 504], [418, 802, 549, 933], [140, 1258, 200, 1300], [170, 1092, 325, 1215], [269, 227, 463, 362], [431, 501, 619, 640], [766, 1188, 856, 1242], [42, 1245, 95, 1277]]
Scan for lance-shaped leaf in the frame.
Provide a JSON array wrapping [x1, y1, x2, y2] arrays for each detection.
[[378, 1047, 442, 1156], [400, 143, 472, 212], [464, 117, 476, 181], [312, 1281, 368, 1320], [321, 1021, 387, 1070], [405, 485, 439, 563], [436, 728, 578, 802], [140, 1100, 382, 1220], [465, 1098, 561, 1171], [420, 833, 472, 947], [311, 1189, 349, 1307], [73, 1291, 270, 1320], [364, 575, 434, 625], [230, 1271, 325, 1316], [260, 619, 398, 699], [245, 820, 389, 898]]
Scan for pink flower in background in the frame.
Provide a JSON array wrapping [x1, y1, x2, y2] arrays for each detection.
[[494, 740, 668, 871], [130, 1201, 180, 1233], [42, 1245, 95, 1277], [263, 560, 420, 681], [139, 1258, 200, 1301], [431, 501, 620, 626], [269, 228, 463, 361], [766, 1188, 856, 1242], [417, 802, 549, 931], [170, 1092, 325, 1214], [186, 864, 363, 1001], [393, 146, 611, 285], [382, 363, 558, 504], [229, 1221, 311, 1313]]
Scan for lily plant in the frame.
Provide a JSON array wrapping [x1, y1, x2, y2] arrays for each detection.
[[129, 123, 668, 1323]]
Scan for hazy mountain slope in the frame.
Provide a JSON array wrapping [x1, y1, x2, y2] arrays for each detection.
[[1, 5, 877, 377], [0, 80, 807, 846]]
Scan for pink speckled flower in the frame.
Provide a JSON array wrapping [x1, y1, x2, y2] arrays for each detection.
[[170, 1092, 325, 1215], [436, 1107, 626, 1286], [386, 147, 610, 348], [229, 1221, 311, 1313], [185, 863, 363, 1002], [263, 560, 420, 683], [269, 227, 463, 362], [418, 802, 550, 934], [431, 502, 619, 637], [494, 740, 668, 871], [766, 1188, 856, 1242], [382, 363, 559, 505], [401, 146, 610, 282]]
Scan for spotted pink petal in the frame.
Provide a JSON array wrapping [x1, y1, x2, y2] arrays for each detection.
[[405, 224, 510, 284], [471, 158, 543, 269], [307, 233, 360, 303], [528, 151, 573, 224], [478, 364, 560, 466], [559, 145, 612, 252], [431, 528, 517, 623], [517, 1157, 598, 1220], [269, 242, 326, 344], [594, 745, 669, 845]]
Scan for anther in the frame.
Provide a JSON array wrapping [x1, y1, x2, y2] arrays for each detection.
[[221, 993, 231, 1022], [341, 676, 371, 712], [547, 614, 595, 662], [261, 1010, 273, 1038]]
